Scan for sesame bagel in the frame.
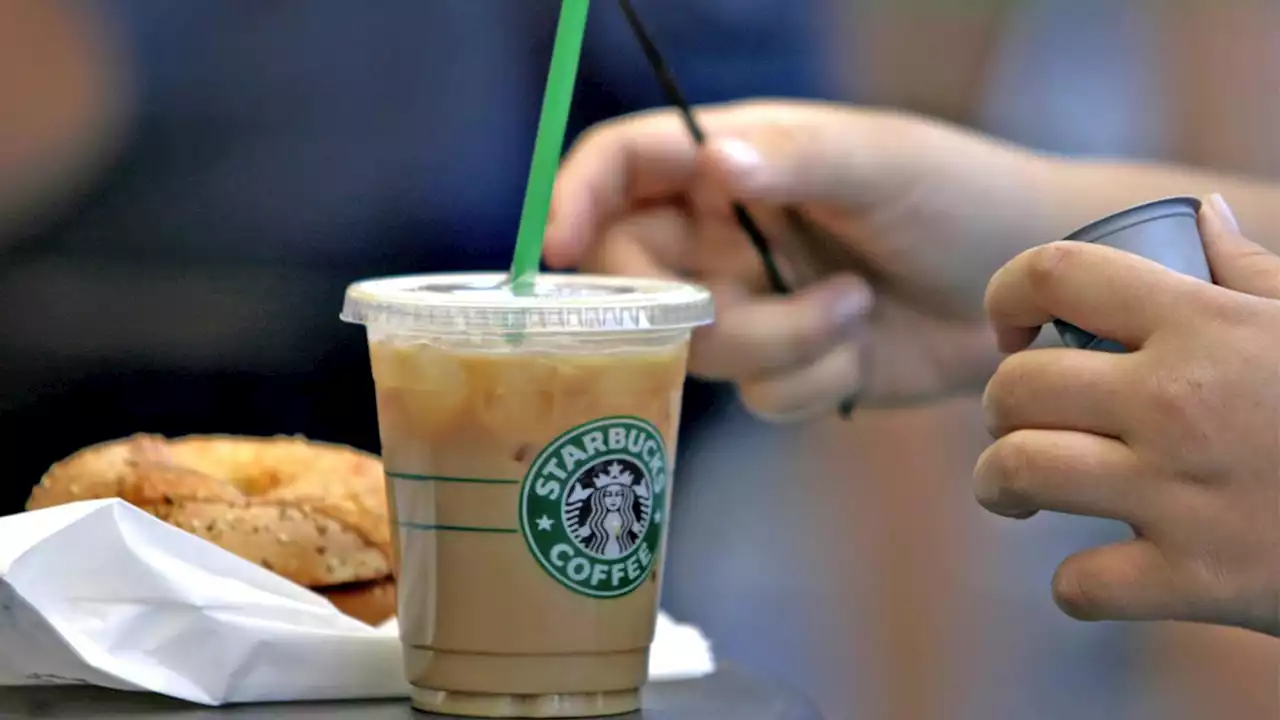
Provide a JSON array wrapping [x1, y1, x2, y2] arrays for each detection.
[[26, 434, 395, 601], [320, 578, 397, 627]]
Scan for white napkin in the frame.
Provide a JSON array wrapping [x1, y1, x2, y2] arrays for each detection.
[[0, 499, 715, 705]]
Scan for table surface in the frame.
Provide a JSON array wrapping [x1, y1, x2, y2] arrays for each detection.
[[0, 667, 822, 720]]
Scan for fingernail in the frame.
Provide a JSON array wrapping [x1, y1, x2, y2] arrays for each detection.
[[712, 138, 764, 176], [1207, 193, 1240, 233], [832, 287, 873, 326]]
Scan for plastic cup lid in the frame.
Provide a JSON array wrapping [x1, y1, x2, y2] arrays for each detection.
[[341, 272, 715, 335]]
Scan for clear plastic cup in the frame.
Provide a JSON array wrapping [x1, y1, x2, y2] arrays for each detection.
[[341, 273, 715, 718]]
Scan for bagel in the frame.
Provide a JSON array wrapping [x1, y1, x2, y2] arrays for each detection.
[[26, 433, 398, 624], [320, 578, 397, 627]]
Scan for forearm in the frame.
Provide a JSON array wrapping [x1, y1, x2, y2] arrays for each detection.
[[1051, 158, 1280, 251], [0, 0, 134, 245], [1018, 157, 1279, 354]]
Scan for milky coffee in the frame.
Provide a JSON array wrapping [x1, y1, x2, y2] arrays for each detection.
[[341, 274, 713, 718]]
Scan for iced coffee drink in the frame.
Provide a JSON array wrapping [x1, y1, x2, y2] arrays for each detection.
[[341, 273, 714, 718]]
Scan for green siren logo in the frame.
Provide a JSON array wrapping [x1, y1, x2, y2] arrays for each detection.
[[520, 416, 667, 598]]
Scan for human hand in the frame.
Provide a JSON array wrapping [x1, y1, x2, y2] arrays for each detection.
[[978, 194, 1280, 636], [545, 100, 1070, 419]]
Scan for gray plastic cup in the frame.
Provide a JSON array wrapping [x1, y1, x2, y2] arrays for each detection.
[[1052, 196, 1209, 352]]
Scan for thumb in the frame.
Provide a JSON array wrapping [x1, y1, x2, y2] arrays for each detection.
[[704, 133, 857, 206], [701, 110, 919, 207], [1200, 193, 1280, 300]]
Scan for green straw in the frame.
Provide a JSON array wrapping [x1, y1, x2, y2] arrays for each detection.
[[509, 0, 591, 295]]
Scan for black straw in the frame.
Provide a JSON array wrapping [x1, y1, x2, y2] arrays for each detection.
[[617, 0, 857, 419], [617, 0, 788, 295]]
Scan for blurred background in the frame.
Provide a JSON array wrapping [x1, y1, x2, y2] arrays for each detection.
[[1, 1, 1277, 718]]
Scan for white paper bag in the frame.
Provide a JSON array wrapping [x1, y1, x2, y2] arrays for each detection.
[[0, 499, 714, 705]]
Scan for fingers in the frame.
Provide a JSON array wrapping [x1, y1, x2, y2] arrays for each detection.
[[579, 206, 693, 279], [546, 105, 748, 269], [983, 348, 1134, 439], [1200, 193, 1280, 300], [1051, 539, 1182, 623], [974, 429, 1147, 522], [985, 241, 1196, 353], [586, 206, 877, 414], [583, 205, 782, 296], [737, 342, 865, 422], [689, 274, 873, 380], [702, 121, 905, 207], [545, 101, 926, 269]]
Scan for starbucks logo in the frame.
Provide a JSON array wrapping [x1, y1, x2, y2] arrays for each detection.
[[519, 417, 668, 598]]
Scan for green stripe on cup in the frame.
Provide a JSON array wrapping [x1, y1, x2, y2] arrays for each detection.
[[398, 521, 520, 534], [386, 472, 519, 485]]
